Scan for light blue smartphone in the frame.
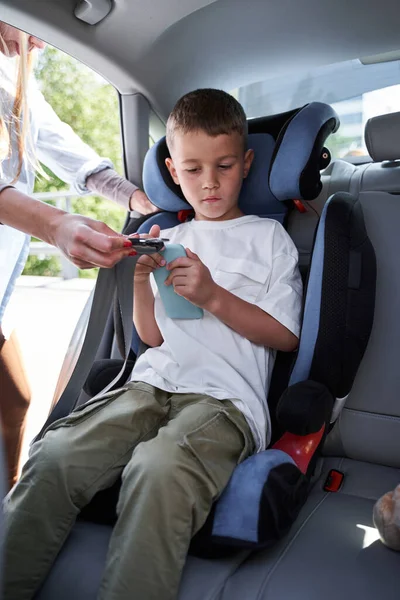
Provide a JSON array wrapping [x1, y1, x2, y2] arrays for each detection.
[[153, 244, 204, 319]]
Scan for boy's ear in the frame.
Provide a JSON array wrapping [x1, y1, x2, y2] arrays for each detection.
[[165, 158, 180, 185], [243, 149, 254, 179]]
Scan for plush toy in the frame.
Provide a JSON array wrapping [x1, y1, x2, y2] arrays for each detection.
[[373, 484, 400, 551]]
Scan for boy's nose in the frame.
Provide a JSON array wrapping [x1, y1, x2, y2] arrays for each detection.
[[28, 35, 46, 51], [202, 172, 219, 191]]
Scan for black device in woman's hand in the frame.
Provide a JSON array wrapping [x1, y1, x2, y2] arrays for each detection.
[[128, 237, 168, 254]]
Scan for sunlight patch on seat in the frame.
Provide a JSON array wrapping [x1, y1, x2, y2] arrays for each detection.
[[357, 524, 381, 548]]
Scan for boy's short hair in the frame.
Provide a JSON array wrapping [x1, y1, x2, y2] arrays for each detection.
[[166, 88, 247, 150]]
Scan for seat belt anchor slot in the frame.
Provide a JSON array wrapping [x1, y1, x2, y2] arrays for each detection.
[[323, 469, 344, 492]]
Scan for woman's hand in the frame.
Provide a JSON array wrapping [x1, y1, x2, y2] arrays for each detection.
[[129, 189, 159, 215], [0, 187, 135, 270], [51, 213, 136, 269]]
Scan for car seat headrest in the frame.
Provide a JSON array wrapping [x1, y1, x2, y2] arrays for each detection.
[[365, 111, 400, 162], [143, 102, 339, 220], [269, 102, 339, 200]]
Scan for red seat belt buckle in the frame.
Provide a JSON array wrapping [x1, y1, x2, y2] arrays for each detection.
[[323, 469, 344, 492], [293, 198, 307, 213]]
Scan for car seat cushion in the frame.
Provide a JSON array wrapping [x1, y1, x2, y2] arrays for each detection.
[[290, 193, 376, 399], [190, 380, 335, 557], [143, 139, 189, 212]]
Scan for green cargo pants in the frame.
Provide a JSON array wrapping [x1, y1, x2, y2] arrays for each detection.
[[4, 382, 255, 600]]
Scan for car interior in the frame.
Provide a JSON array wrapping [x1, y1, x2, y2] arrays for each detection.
[[1, 0, 400, 598]]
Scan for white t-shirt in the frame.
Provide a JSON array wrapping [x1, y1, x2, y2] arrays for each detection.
[[131, 214, 303, 451]]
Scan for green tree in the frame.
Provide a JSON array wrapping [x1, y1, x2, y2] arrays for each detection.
[[24, 46, 126, 278], [325, 132, 362, 159]]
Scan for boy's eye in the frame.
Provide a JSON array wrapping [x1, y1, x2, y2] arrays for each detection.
[[186, 167, 200, 173], [219, 164, 233, 170]]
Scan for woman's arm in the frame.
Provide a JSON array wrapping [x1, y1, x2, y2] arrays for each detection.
[[32, 86, 157, 214], [0, 186, 135, 269], [86, 169, 157, 215]]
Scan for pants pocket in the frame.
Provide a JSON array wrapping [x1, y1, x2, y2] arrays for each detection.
[[181, 409, 248, 495], [42, 387, 129, 435]]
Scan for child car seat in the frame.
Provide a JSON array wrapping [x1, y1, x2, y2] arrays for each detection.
[[34, 102, 364, 599]]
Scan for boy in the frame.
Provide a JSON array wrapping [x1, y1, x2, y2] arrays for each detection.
[[4, 89, 302, 600]]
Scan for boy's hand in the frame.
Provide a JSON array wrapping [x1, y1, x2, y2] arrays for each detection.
[[130, 224, 166, 283], [165, 248, 217, 308]]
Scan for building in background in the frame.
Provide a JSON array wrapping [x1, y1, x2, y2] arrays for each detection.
[[237, 58, 400, 159]]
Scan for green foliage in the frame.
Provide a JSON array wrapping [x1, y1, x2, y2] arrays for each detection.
[[23, 46, 126, 278], [325, 132, 361, 159], [24, 255, 61, 277]]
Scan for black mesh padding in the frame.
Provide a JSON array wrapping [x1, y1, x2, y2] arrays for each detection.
[[267, 351, 297, 444], [248, 108, 300, 139], [83, 359, 135, 398], [309, 193, 376, 398], [299, 118, 337, 200], [276, 380, 335, 436], [122, 212, 152, 236]]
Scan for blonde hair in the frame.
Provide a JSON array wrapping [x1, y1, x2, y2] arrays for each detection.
[[0, 30, 44, 181]]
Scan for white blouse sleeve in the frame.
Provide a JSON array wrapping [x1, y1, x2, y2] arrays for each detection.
[[32, 86, 113, 194]]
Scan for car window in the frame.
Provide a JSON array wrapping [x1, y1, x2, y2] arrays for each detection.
[[234, 58, 400, 159], [26, 44, 124, 279]]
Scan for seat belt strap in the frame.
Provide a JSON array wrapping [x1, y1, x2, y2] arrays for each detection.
[[34, 255, 138, 441]]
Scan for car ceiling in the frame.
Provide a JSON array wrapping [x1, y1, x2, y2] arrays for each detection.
[[1, 0, 400, 120]]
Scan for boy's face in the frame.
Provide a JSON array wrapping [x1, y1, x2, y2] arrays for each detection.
[[165, 130, 253, 221]]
